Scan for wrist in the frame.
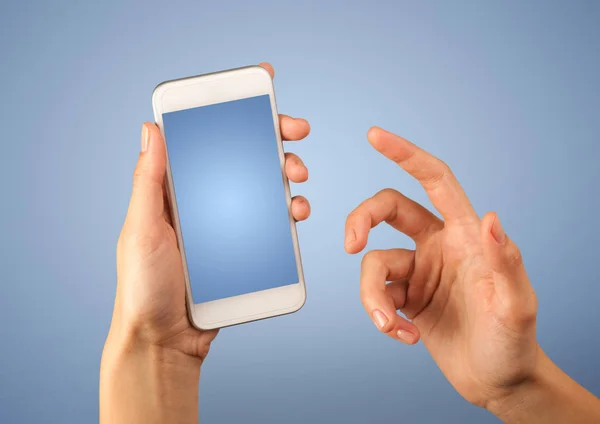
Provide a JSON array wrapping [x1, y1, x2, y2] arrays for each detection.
[[102, 329, 202, 376], [100, 324, 202, 424], [486, 346, 600, 424], [485, 345, 550, 421]]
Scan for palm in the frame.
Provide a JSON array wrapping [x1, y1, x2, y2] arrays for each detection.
[[406, 222, 534, 405], [116, 217, 214, 358], [346, 127, 538, 407]]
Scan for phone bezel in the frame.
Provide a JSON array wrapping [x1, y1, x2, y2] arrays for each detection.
[[152, 66, 306, 330]]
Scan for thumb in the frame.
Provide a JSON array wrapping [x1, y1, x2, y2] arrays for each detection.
[[125, 123, 167, 227], [481, 212, 537, 322]]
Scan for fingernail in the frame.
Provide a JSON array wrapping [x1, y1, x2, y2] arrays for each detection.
[[372, 310, 388, 331], [141, 124, 149, 152], [491, 215, 506, 244], [397, 330, 417, 344], [345, 228, 356, 246]]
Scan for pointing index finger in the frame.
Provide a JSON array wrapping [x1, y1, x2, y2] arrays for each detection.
[[367, 127, 477, 223]]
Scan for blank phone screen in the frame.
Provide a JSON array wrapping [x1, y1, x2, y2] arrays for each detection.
[[162, 94, 299, 304]]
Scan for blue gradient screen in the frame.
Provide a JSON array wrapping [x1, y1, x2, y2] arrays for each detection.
[[162, 94, 298, 303]]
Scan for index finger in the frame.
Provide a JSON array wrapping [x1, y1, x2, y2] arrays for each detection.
[[345, 188, 442, 254], [367, 127, 477, 223]]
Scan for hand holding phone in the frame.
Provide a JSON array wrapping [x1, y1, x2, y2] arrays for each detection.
[[153, 65, 309, 329], [101, 63, 310, 424]]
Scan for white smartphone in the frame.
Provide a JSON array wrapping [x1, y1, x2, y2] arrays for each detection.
[[152, 66, 306, 330]]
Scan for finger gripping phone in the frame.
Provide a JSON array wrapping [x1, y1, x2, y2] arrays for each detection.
[[152, 66, 306, 330]]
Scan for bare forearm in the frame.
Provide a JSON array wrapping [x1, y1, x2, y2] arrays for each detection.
[[488, 348, 600, 423], [100, 332, 202, 424]]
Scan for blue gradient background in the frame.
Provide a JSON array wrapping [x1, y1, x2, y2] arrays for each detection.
[[1, 1, 599, 423], [163, 95, 298, 303]]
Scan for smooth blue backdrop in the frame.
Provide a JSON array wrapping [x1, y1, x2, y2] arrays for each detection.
[[163, 95, 298, 303], [1, 1, 599, 423]]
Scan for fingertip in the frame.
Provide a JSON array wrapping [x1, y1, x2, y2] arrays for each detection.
[[367, 127, 412, 159], [346, 239, 367, 255], [344, 243, 358, 254], [141, 123, 150, 152], [344, 214, 368, 253], [371, 309, 420, 344], [141, 122, 165, 155], [295, 167, 309, 183], [149, 122, 163, 136], [344, 221, 363, 253], [143, 122, 157, 134], [490, 214, 506, 244], [344, 227, 357, 253], [141, 122, 156, 135], [482, 211, 497, 223], [367, 126, 381, 142], [481, 211, 527, 285], [298, 118, 311, 135], [481, 211, 495, 237], [129, 123, 168, 223], [281, 115, 311, 141], [396, 329, 420, 345], [372, 309, 399, 334], [292, 118, 311, 139], [481, 211, 505, 245], [368, 126, 390, 153], [258, 62, 275, 79], [285, 158, 308, 183], [393, 319, 421, 344], [291, 196, 310, 221]]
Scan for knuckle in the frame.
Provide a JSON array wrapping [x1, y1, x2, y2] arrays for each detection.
[[520, 291, 538, 325], [361, 250, 384, 269], [437, 158, 451, 174], [505, 243, 523, 268], [376, 188, 402, 206], [421, 162, 449, 190], [497, 290, 538, 328], [497, 295, 516, 321], [374, 189, 401, 221], [345, 211, 358, 227], [392, 145, 416, 164], [378, 188, 400, 198]]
